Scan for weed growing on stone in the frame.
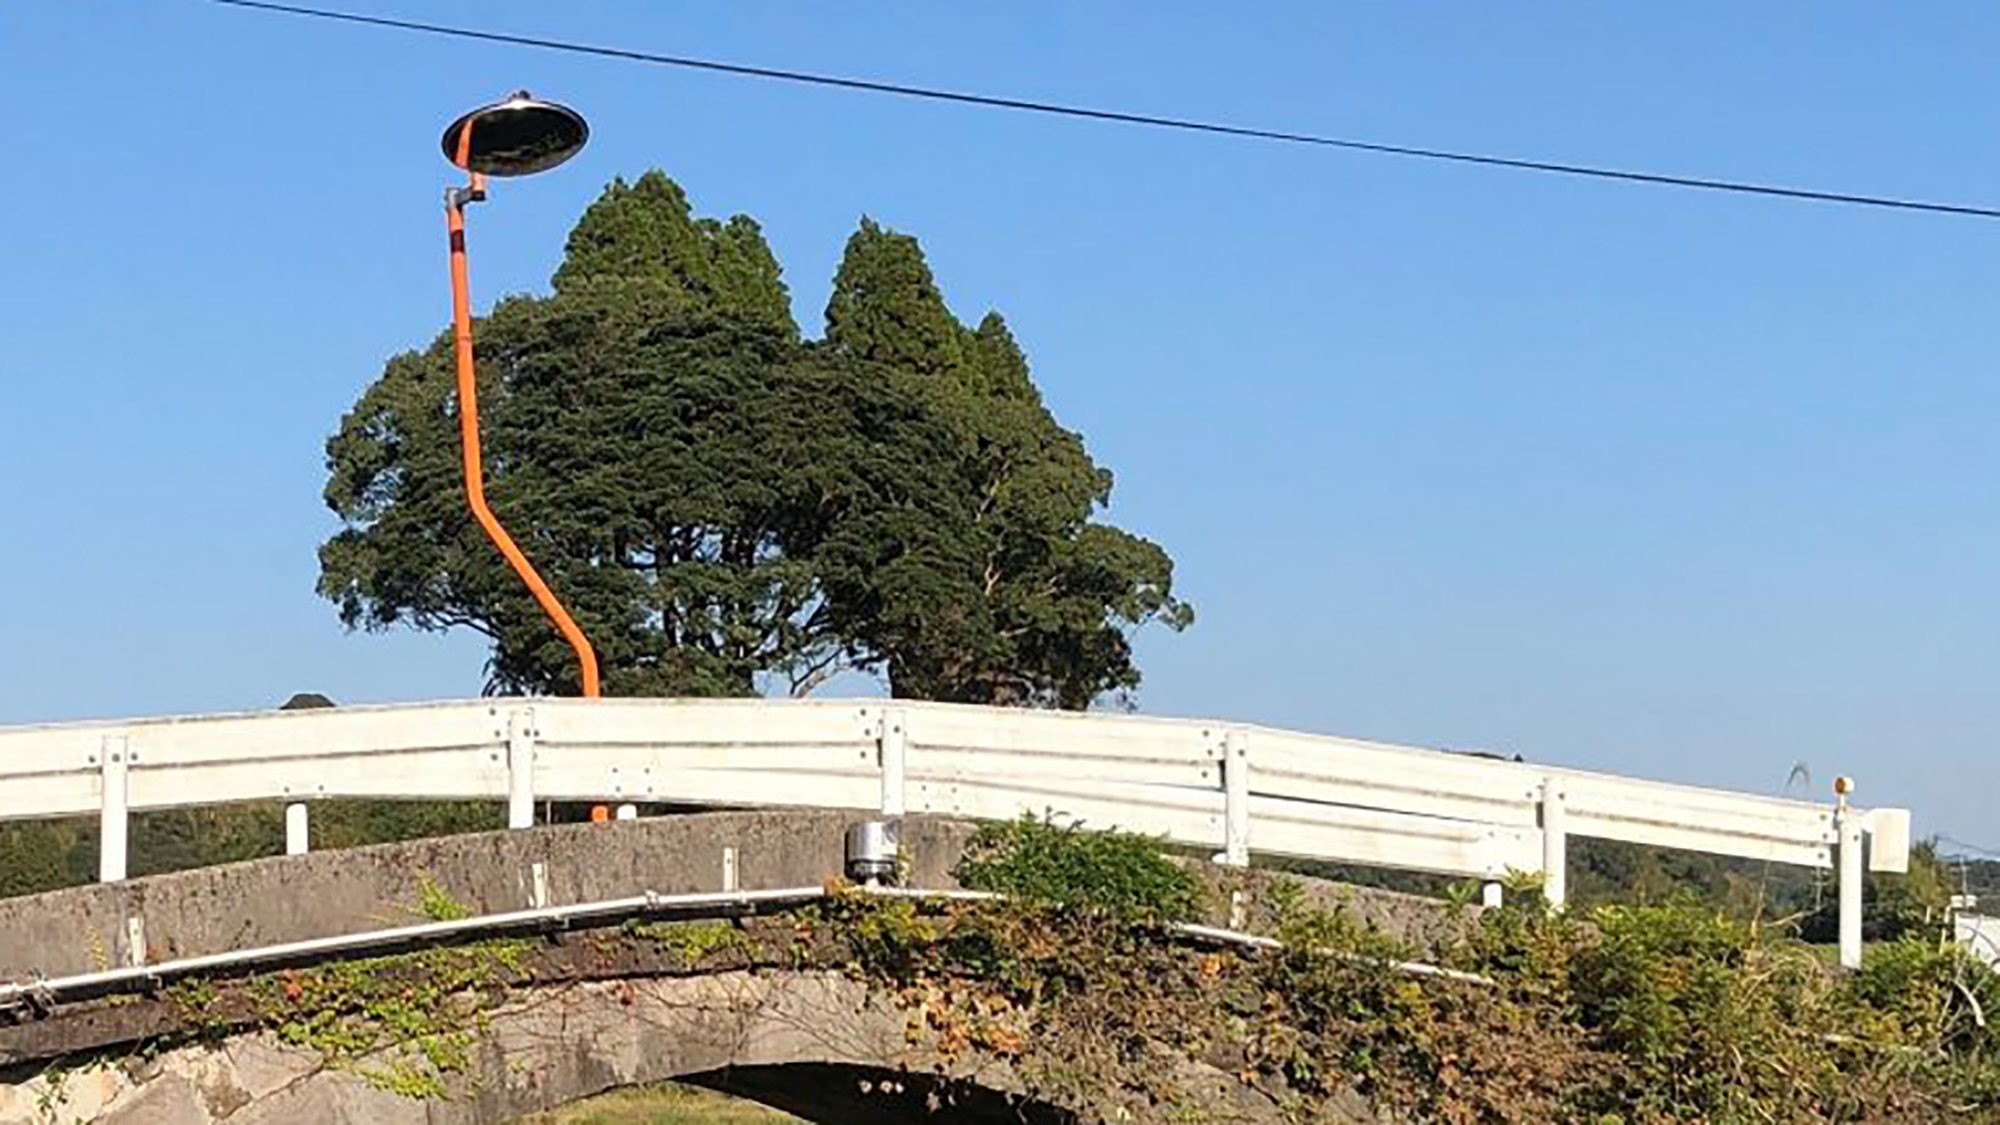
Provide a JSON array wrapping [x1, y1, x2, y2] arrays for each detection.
[[413, 872, 474, 922]]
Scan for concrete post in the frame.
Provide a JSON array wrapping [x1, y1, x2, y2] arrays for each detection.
[[285, 802, 310, 855], [99, 735, 129, 883], [507, 708, 536, 830], [1482, 881, 1504, 909]]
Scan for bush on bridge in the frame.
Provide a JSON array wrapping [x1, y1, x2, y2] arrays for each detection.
[[951, 812, 1199, 922]]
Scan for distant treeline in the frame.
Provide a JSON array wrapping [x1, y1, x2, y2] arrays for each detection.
[[0, 801, 504, 898], [1951, 854, 2000, 906]]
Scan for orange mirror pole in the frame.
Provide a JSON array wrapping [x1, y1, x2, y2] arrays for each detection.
[[445, 123, 601, 697]]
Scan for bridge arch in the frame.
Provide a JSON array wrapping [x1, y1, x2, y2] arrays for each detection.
[[0, 812, 1440, 1124], [1, 962, 1284, 1125]]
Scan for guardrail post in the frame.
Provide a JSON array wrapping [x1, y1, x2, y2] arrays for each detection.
[[286, 802, 310, 855], [1223, 728, 1251, 866], [98, 735, 129, 883], [879, 709, 908, 817], [507, 708, 537, 830], [1539, 780, 1567, 909], [1836, 802, 1864, 970]]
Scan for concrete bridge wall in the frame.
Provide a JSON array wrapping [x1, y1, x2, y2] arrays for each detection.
[[0, 811, 962, 980], [0, 811, 1456, 983]]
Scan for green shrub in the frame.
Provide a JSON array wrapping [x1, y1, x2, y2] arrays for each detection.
[[952, 813, 1198, 922], [1433, 895, 2000, 1122], [1843, 937, 2000, 1056], [1568, 902, 1840, 1119]]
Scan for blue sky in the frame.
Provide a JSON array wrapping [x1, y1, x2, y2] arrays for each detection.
[[2, 4, 1995, 840]]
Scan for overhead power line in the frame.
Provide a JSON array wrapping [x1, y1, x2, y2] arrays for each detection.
[[210, 0, 2000, 221], [1940, 835, 2000, 860]]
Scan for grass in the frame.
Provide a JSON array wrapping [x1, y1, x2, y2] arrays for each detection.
[[519, 1083, 801, 1124]]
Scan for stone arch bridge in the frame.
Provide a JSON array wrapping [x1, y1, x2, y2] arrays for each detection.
[[0, 811, 1442, 1124]]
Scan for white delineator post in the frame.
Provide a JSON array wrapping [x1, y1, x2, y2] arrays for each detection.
[[124, 915, 147, 967], [1835, 776, 1863, 971], [508, 707, 537, 830], [286, 802, 310, 855], [1540, 780, 1568, 909], [99, 735, 130, 883]]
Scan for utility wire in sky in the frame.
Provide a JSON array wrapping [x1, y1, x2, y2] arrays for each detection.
[[1940, 835, 2000, 860], [209, 0, 2000, 222]]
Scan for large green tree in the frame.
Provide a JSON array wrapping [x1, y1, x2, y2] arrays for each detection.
[[819, 220, 1191, 707], [320, 173, 1188, 704]]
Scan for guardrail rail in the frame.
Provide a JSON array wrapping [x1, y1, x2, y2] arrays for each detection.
[[0, 697, 1911, 968]]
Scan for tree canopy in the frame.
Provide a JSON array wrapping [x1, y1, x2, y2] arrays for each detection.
[[319, 171, 1190, 704]]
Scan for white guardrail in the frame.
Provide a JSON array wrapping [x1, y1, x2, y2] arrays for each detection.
[[0, 698, 1911, 967], [1958, 914, 2000, 969]]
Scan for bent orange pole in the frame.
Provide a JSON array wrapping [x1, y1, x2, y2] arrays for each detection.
[[445, 173, 601, 697]]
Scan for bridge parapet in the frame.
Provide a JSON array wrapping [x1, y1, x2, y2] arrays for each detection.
[[0, 811, 1454, 985]]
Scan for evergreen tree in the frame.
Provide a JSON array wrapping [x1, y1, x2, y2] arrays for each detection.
[[320, 174, 1188, 705], [820, 219, 1191, 706], [552, 173, 796, 334], [821, 217, 967, 378], [321, 173, 893, 694]]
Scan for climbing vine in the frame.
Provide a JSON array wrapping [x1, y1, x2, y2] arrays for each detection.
[[154, 875, 526, 1099]]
